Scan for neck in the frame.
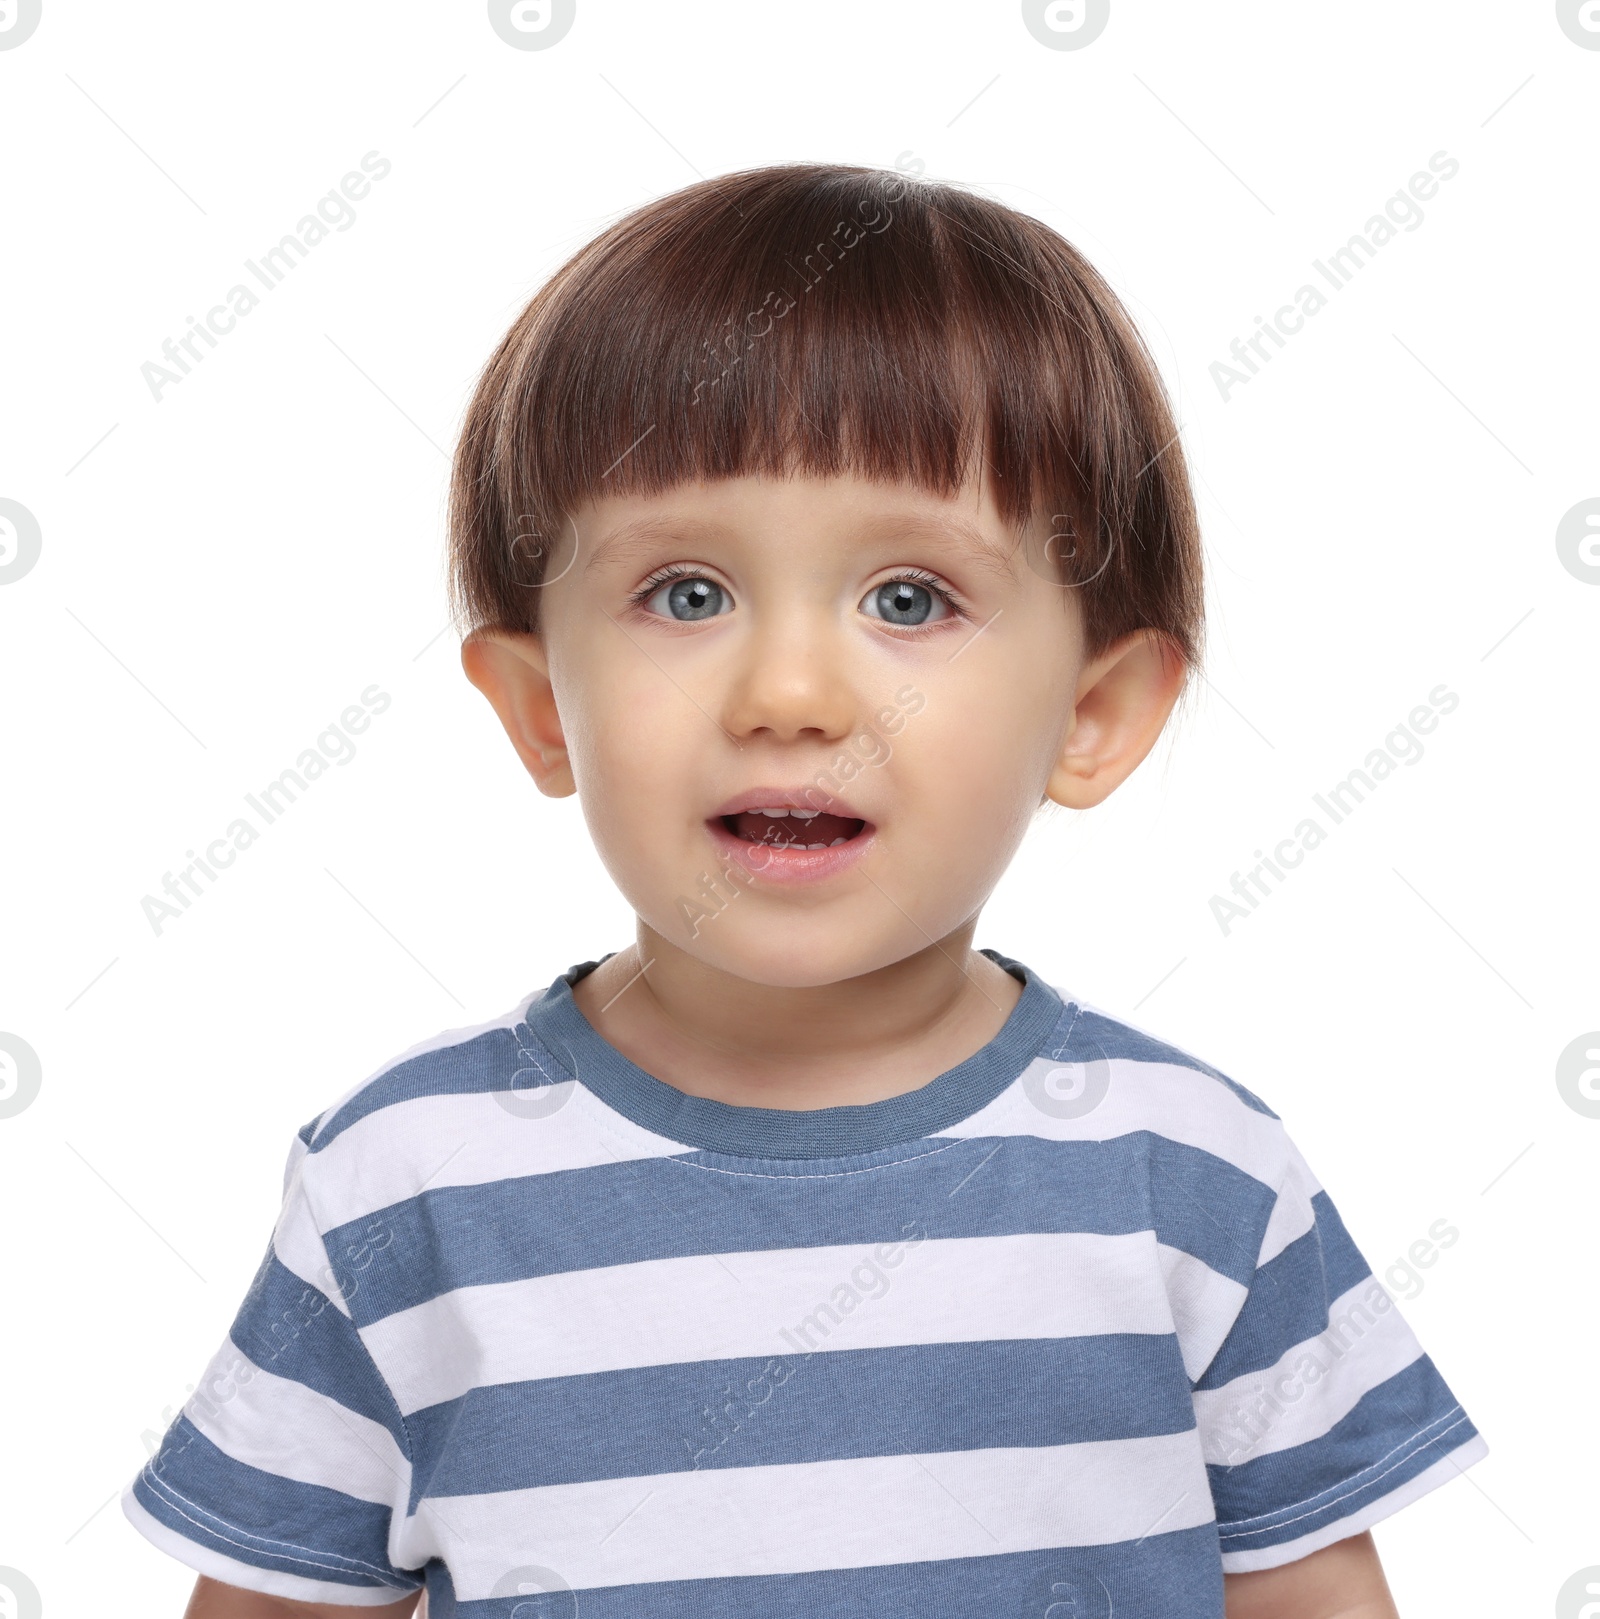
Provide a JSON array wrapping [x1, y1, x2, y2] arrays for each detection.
[[570, 922, 1022, 1110]]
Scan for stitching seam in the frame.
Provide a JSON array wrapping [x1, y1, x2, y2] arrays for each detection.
[[1216, 1407, 1471, 1540], [524, 1004, 1074, 1178], [665, 1138, 972, 1180], [139, 1469, 420, 1587]]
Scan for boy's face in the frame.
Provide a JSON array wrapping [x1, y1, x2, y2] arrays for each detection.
[[466, 471, 1180, 989]]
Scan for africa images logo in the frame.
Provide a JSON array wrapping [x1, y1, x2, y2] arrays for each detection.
[[1556, 0, 1600, 48], [488, 0, 576, 50], [0, 0, 42, 49], [0, 1568, 42, 1619], [139, 154, 392, 403], [0, 498, 42, 585], [1021, 0, 1110, 51], [1556, 498, 1600, 585], [0, 1034, 43, 1120]]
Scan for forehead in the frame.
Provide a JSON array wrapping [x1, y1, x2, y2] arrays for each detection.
[[576, 472, 1031, 577]]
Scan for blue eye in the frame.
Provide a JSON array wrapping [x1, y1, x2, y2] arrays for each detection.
[[644, 575, 730, 621], [861, 579, 949, 626]]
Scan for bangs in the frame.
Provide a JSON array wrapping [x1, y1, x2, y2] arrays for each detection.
[[450, 163, 1202, 666]]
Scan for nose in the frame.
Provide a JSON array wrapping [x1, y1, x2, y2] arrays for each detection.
[[719, 609, 857, 744]]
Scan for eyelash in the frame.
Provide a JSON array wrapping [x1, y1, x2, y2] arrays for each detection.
[[873, 568, 969, 628], [625, 562, 710, 610], [625, 564, 970, 624]]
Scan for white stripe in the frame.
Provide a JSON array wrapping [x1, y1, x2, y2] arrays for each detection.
[[946, 1051, 1325, 1272], [306, 988, 547, 1147], [1194, 1277, 1426, 1465], [1251, 1134, 1328, 1268], [362, 1231, 1178, 1415], [946, 1053, 1317, 1209], [180, 1340, 410, 1506], [1218, 1428, 1488, 1572], [121, 1486, 418, 1606], [280, 1133, 309, 1200], [1157, 1243, 1250, 1381], [305, 1083, 693, 1232], [271, 1159, 347, 1312], [416, 1433, 1216, 1597], [1254, 1161, 1316, 1267], [1059, 991, 1279, 1120]]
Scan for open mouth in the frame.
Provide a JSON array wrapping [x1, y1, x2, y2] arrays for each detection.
[[707, 791, 875, 883], [719, 808, 869, 851]]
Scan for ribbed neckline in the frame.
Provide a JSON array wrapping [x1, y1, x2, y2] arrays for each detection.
[[523, 948, 1064, 1160]]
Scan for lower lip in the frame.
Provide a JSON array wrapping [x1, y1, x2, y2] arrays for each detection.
[[706, 817, 877, 886]]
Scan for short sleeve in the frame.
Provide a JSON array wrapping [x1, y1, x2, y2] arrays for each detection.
[[122, 1127, 423, 1606], [1191, 1131, 1487, 1573]]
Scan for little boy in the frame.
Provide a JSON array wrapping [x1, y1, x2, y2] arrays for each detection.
[[124, 163, 1485, 1618]]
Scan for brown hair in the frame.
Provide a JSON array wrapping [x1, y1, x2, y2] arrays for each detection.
[[448, 161, 1203, 671]]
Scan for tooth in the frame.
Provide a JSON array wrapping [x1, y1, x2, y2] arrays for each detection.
[[829, 837, 845, 846], [807, 842, 825, 850], [757, 807, 787, 817], [791, 810, 820, 820]]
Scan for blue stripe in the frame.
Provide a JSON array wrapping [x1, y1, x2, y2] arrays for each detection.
[[1065, 1011, 1277, 1117], [305, 951, 1072, 1161], [524, 950, 1066, 1158], [224, 1246, 411, 1451], [437, 1524, 1223, 1617], [408, 1334, 1195, 1504], [134, 1421, 419, 1592], [307, 1016, 537, 1151], [328, 1132, 1276, 1327], [1195, 1192, 1370, 1389], [1210, 1354, 1475, 1549], [301, 964, 1271, 1160]]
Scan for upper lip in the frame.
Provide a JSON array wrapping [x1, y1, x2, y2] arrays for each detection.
[[709, 786, 868, 820]]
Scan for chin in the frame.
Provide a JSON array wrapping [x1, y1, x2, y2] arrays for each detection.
[[660, 911, 946, 991]]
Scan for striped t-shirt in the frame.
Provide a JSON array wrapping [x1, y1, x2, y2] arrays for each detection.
[[124, 951, 1485, 1615]]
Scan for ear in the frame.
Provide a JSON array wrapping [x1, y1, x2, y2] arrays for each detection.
[[459, 629, 576, 798], [1045, 630, 1188, 810]]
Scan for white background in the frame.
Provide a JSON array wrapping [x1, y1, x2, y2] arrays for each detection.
[[1, 2, 1595, 1613]]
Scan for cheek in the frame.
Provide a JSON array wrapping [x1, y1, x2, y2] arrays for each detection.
[[557, 661, 700, 850], [569, 687, 656, 790], [869, 715, 1046, 935], [896, 668, 1069, 832]]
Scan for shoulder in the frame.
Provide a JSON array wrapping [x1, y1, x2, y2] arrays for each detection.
[[1009, 989, 1304, 1199], [295, 987, 548, 1150], [1059, 997, 1280, 1121], [279, 987, 557, 1227], [1041, 993, 1321, 1299]]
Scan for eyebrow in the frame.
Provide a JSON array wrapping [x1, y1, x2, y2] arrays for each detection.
[[584, 509, 1022, 578], [852, 512, 1022, 580], [583, 516, 733, 574]]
